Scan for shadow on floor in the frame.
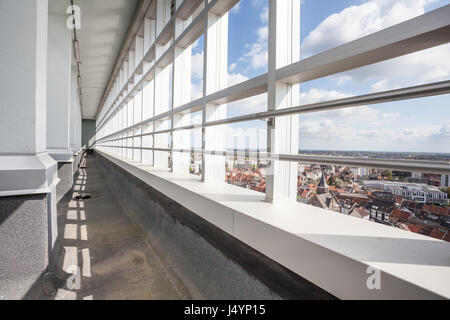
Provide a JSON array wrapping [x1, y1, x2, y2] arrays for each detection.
[[26, 155, 189, 300]]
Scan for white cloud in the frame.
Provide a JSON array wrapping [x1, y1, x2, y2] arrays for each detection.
[[230, 6, 269, 73], [229, 62, 237, 72], [301, 0, 437, 58], [228, 72, 249, 87], [191, 51, 203, 79], [259, 6, 268, 23], [241, 25, 268, 70], [230, 2, 240, 14], [244, 42, 268, 69], [300, 105, 381, 140], [365, 44, 450, 91], [257, 26, 268, 42], [382, 112, 401, 119], [300, 88, 353, 105], [298, 89, 450, 152], [402, 128, 416, 136], [228, 93, 267, 115], [225, 125, 267, 150], [192, 38, 200, 50], [227, 70, 268, 113], [251, 0, 266, 7], [222, 0, 450, 152], [302, 0, 450, 93], [226, 71, 268, 114], [440, 122, 450, 136], [191, 80, 203, 101], [336, 75, 352, 87], [329, 43, 450, 93]]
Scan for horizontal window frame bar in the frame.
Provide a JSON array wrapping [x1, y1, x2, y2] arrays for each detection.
[[95, 145, 450, 175], [96, 0, 234, 128], [96, 80, 450, 142], [203, 80, 450, 127], [96, 5, 450, 131]]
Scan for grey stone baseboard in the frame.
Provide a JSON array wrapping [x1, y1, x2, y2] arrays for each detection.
[[0, 194, 50, 299], [56, 162, 74, 203]]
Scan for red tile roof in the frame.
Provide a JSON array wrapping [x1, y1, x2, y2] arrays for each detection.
[[408, 202, 417, 209], [406, 224, 421, 233], [391, 209, 411, 221], [443, 233, 450, 242], [422, 204, 450, 216], [300, 190, 309, 198], [429, 229, 445, 240]]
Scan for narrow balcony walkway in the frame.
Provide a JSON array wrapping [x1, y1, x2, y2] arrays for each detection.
[[25, 154, 279, 300], [30, 155, 191, 299]]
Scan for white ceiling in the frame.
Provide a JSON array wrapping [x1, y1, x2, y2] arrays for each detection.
[[49, 0, 139, 119]]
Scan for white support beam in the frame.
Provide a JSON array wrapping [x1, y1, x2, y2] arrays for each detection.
[[70, 65, 82, 155], [0, 2, 61, 299], [142, 79, 155, 164], [265, 0, 300, 203], [133, 89, 143, 162], [0, 0, 58, 196], [156, 0, 172, 38], [172, 17, 192, 174], [153, 40, 171, 168], [47, 12, 73, 163], [201, 10, 228, 183], [206, 73, 268, 105]]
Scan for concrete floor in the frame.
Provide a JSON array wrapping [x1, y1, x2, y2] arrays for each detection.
[[23, 154, 281, 300], [38, 156, 190, 300]]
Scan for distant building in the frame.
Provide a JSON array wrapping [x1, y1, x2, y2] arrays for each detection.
[[349, 206, 370, 220], [317, 171, 329, 194], [407, 171, 427, 184], [363, 180, 448, 205], [350, 167, 368, 176], [366, 199, 395, 225], [339, 202, 355, 215], [441, 174, 450, 187], [364, 191, 396, 224], [411, 171, 422, 179], [233, 159, 258, 170], [308, 171, 339, 211], [309, 193, 339, 211], [390, 209, 412, 224], [421, 204, 450, 229], [334, 192, 369, 206], [372, 190, 395, 202]]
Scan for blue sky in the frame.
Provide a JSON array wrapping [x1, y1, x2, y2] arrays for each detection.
[[190, 0, 450, 153]]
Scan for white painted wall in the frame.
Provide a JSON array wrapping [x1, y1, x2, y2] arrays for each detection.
[[0, 0, 49, 154], [70, 65, 82, 153], [0, 0, 59, 271], [47, 12, 73, 159]]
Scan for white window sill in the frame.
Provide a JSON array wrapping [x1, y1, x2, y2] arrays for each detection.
[[96, 150, 450, 299]]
